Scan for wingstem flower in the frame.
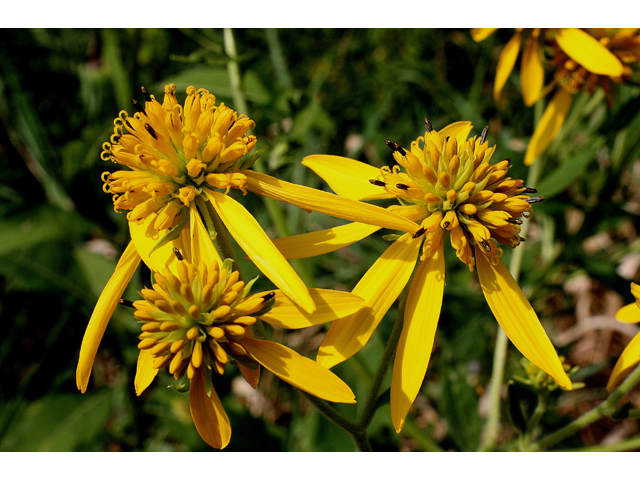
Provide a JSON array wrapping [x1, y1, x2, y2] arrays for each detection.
[[473, 28, 640, 165], [277, 121, 573, 432], [608, 282, 640, 391]]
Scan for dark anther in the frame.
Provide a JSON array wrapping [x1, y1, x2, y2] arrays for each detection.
[[119, 298, 135, 308], [412, 227, 426, 238], [145, 123, 158, 140], [481, 240, 492, 252], [141, 86, 152, 102], [523, 187, 538, 194], [424, 118, 434, 132], [173, 248, 184, 261], [518, 236, 526, 242], [480, 126, 489, 144], [124, 118, 133, 130], [131, 98, 145, 114], [369, 179, 386, 187], [506, 218, 523, 225], [263, 291, 276, 301], [396, 183, 410, 190], [384, 139, 405, 155], [227, 120, 236, 132], [525, 196, 545, 204]]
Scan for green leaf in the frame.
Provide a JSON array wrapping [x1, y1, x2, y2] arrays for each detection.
[[0, 392, 111, 451]]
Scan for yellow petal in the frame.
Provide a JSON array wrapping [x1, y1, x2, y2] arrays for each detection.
[[76, 241, 140, 393], [240, 336, 356, 404], [607, 332, 640, 391], [437, 121, 474, 146], [475, 249, 572, 389], [259, 289, 365, 329], [134, 348, 159, 396], [494, 31, 523, 101], [272, 222, 381, 260], [244, 170, 420, 234], [129, 213, 190, 275], [521, 31, 544, 106], [189, 367, 231, 449], [390, 245, 445, 433], [189, 203, 222, 268], [524, 88, 573, 166], [238, 362, 260, 389], [302, 154, 396, 201], [555, 28, 624, 77], [471, 28, 498, 42], [616, 303, 640, 323], [317, 233, 422, 368], [205, 188, 315, 314]]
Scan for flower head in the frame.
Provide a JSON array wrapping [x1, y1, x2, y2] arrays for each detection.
[[101, 84, 256, 231], [133, 252, 359, 449], [608, 282, 640, 391], [285, 121, 572, 432]]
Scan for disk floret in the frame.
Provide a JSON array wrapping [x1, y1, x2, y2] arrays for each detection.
[[101, 84, 257, 231], [375, 123, 538, 270], [134, 257, 274, 381]]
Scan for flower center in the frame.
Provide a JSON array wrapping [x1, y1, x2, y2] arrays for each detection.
[[134, 256, 274, 380], [101, 85, 257, 231], [372, 124, 538, 269]]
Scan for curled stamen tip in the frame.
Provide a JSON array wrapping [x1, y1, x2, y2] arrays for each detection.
[[424, 118, 434, 132], [173, 248, 184, 261], [480, 126, 489, 144], [369, 179, 386, 187], [525, 196, 545, 204], [119, 298, 135, 308], [412, 227, 426, 238]]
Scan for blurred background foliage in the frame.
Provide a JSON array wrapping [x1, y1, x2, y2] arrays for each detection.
[[1, 28, 640, 452]]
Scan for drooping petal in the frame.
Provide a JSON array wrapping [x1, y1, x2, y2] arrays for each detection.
[[134, 348, 159, 396], [76, 241, 140, 393], [471, 28, 498, 42], [521, 30, 544, 106], [302, 155, 396, 201], [259, 289, 365, 329], [205, 188, 315, 314], [390, 245, 445, 433], [240, 336, 356, 404], [615, 303, 640, 323], [189, 367, 232, 449], [494, 31, 523, 101], [317, 233, 422, 368], [607, 332, 640, 391], [238, 362, 261, 389], [437, 121, 474, 146], [129, 213, 190, 275], [475, 249, 572, 390], [555, 28, 624, 77], [272, 222, 381, 259], [189, 203, 222, 268], [244, 170, 420, 234], [524, 88, 573, 166]]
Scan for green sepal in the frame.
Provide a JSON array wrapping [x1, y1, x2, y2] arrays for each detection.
[[148, 213, 189, 256], [168, 378, 190, 393], [238, 145, 268, 172]]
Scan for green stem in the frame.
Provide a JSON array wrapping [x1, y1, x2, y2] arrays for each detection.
[[527, 361, 640, 451], [480, 105, 545, 451]]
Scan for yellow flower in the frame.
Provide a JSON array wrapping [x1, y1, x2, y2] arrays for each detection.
[[78, 84, 420, 393], [133, 247, 360, 449], [607, 282, 640, 391], [473, 28, 639, 165], [279, 121, 573, 432]]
